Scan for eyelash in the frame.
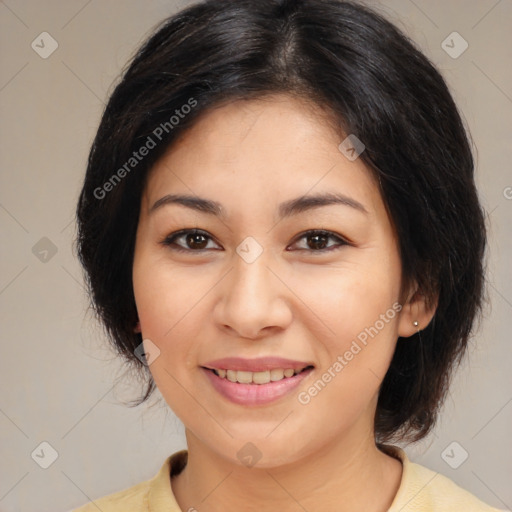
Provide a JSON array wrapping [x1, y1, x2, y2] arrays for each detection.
[[160, 228, 350, 254]]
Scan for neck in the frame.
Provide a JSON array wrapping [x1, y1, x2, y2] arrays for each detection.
[[171, 421, 403, 512]]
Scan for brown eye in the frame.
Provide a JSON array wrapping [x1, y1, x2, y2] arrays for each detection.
[[290, 230, 348, 252], [161, 229, 220, 252], [162, 228, 348, 254], [186, 232, 208, 249], [307, 232, 329, 250]]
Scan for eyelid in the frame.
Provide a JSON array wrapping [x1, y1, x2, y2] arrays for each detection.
[[161, 228, 221, 252], [288, 229, 350, 251], [160, 228, 350, 253]]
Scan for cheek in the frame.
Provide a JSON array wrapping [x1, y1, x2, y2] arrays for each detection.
[[287, 254, 401, 349], [133, 252, 205, 336], [132, 255, 201, 385], [288, 254, 401, 406], [132, 260, 208, 418]]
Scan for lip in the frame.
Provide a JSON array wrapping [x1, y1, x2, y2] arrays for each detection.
[[201, 364, 314, 406], [202, 356, 313, 372]]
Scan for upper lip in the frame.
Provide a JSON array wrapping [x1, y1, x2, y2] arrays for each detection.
[[202, 357, 314, 372]]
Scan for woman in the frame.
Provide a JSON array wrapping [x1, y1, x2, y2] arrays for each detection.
[[73, 0, 502, 510]]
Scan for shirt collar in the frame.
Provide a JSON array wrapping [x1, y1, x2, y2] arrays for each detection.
[[147, 445, 418, 511], [147, 449, 187, 511], [381, 444, 435, 511]]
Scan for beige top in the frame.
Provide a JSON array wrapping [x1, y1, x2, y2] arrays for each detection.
[[72, 445, 504, 511]]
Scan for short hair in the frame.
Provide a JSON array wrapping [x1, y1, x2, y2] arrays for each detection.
[[75, 0, 487, 444]]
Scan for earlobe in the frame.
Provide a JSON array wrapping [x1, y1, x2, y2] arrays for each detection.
[[397, 288, 437, 338]]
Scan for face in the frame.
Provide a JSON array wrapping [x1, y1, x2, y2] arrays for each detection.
[[132, 94, 415, 467]]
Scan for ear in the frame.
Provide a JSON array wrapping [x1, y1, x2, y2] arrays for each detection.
[[397, 285, 437, 338], [133, 320, 141, 333]]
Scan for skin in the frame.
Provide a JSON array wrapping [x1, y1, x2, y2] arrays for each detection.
[[132, 93, 436, 512]]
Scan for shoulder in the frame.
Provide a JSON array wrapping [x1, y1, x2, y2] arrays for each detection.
[[405, 461, 503, 511], [71, 450, 187, 512], [383, 445, 504, 512], [71, 478, 151, 511]]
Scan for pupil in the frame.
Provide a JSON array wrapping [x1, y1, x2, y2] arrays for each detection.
[[188, 233, 207, 249], [309, 234, 327, 250]]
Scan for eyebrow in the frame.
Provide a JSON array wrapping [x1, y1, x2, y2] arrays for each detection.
[[149, 192, 369, 219]]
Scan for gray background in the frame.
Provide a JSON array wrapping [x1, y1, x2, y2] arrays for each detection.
[[0, 1, 511, 511]]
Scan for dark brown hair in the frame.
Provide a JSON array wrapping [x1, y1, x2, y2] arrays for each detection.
[[75, 0, 488, 444]]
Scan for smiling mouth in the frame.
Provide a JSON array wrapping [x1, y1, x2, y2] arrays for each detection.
[[205, 366, 314, 385]]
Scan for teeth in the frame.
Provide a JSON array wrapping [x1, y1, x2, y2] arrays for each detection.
[[213, 367, 305, 384], [236, 371, 253, 384], [270, 368, 284, 381], [253, 370, 270, 384]]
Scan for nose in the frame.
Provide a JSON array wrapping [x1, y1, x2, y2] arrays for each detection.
[[213, 249, 293, 340]]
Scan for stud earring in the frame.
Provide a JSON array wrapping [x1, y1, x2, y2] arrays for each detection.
[[412, 320, 419, 328]]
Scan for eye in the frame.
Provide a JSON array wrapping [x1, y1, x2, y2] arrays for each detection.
[[160, 229, 221, 253], [160, 228, 349, 254], [288, 229, 349, 252]]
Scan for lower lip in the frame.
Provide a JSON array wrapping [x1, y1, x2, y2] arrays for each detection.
[[202, 367, 314, 406]]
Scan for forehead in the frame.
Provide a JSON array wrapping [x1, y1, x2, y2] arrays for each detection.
[[143, 94, 383, 220]]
